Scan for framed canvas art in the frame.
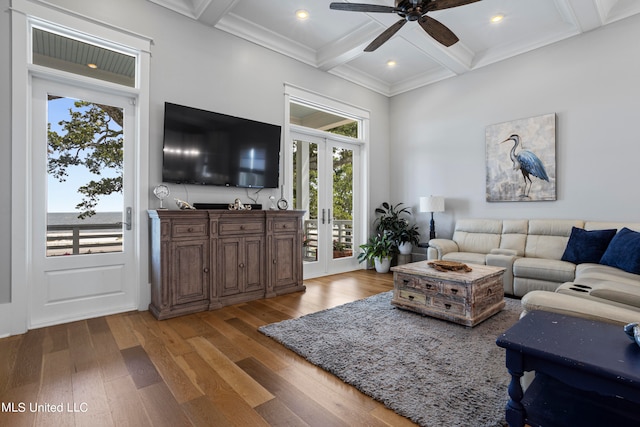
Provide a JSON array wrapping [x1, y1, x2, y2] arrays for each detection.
[[486, 113, 556, 202]]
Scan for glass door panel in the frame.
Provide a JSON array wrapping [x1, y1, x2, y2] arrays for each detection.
[[294, 138, 319, 264], [293, 133, 359, 278], [331, 146, 354, 260], [46, 96, 124, 257]]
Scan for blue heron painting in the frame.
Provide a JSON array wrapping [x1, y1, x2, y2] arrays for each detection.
[[485, 113, 556, 202], [502, 134, 549, 198]]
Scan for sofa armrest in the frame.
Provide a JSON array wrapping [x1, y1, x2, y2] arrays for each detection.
[[486, 253, 518, 296], [521, 290, 640, 325], [427, 239, 459, 260]]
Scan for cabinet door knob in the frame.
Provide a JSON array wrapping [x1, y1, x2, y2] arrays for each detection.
[[240, 225, 245, 230], [203, 267, 209, 273], [282, 224, 287, 228], [188, 227, 194, 232], [239, 263, 245, 268], [273, 259, 277, 264]]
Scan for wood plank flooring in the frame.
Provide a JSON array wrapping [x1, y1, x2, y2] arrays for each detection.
[[0, 270, 419, 427]]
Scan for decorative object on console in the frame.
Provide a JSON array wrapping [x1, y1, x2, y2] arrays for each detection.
[[420, 195, 444, 240], [485, 113, 556, 202], [153, 184, 170, 209], [624, 322, 640, 347], [228, 198, 252, 210], [174, 198, 195, 210], [269, 195, 277, 210], [277, 185, 289, 210]]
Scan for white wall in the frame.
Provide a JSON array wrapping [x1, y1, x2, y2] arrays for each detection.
[[0, 0, 391, 306], [390, 14, 640, 240]]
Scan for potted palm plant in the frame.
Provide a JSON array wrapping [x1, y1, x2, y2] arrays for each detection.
[[358, 233, 394, 273]]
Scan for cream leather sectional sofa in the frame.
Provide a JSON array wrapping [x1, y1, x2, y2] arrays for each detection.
[[427, 219, 640, 324]]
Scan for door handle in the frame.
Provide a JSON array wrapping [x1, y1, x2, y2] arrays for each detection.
[[118, 207, 132, 230], [328, 209, 331, 224], [126, 207, 132, 230], [321, 208, 326, 225]]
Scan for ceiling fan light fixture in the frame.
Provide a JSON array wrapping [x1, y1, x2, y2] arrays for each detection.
[[386, 60, 397, 67], [296, 9, 309, 20], [491, 14, 504, 24]]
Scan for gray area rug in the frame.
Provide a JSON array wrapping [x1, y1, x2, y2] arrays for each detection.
[[259, 291, 522, 427]]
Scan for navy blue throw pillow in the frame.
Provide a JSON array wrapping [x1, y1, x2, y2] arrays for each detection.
[[599, 227, 640, 275], [561, 227, 617, 264]]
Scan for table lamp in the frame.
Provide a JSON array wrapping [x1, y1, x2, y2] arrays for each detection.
[[420, 196, 445, 240]]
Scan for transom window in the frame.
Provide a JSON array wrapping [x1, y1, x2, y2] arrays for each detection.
[[32, 26, 136, 87]]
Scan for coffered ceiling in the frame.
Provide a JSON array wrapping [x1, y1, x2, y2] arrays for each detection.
[[147, 0, 640, 96]]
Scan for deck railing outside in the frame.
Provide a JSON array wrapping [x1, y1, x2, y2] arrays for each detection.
[[47, 223, 123, 256], [303, 219, 353, 261]]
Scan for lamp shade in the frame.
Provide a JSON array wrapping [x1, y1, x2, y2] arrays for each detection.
[[420, 196, 445, 213]]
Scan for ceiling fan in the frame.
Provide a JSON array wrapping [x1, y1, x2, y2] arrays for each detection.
[[329, 0, 481, 52]]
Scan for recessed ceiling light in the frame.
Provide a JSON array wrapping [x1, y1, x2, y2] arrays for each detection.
[[87, 63, 98, 69], [296, 9, 309, 20], [491, 14, 504, 23], [387, 60, 397, 67]]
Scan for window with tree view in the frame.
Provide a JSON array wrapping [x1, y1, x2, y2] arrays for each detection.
[[46, 96, 125, 257]]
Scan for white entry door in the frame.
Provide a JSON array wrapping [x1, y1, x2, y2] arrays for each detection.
[[293, 132, 361, 278], [30, 78, 138, 328]]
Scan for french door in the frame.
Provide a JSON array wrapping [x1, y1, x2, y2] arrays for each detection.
[[293, 132, 361, 278], [30, 78, 138, 327]]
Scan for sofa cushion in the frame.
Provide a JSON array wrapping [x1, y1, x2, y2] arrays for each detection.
[[442, 252, 487, 265], [524, 219, 583, 260], [561, 227, 617, 264], [599, 227, 640, 274], [499, 219, 528, 256], [451, 219, 502, 254], [576, 263, 640, 286], [513, 257, 576, 283], [556, 282, 640, 310], [521, 290, 640, 325]]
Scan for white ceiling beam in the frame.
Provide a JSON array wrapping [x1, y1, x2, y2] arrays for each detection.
[[402, 25, 474, 75], [316, 21, 382, 71], [559, 0, 603, 32], [147, 0, 213, 20], [215, 13, 317, 66], [198, 0, 240, 26]]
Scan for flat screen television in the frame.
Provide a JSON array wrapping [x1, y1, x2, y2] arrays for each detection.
[[162, 102, 281, 188]]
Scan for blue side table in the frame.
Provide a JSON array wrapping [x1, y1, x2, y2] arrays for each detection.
[[496, 310, 640, 427]]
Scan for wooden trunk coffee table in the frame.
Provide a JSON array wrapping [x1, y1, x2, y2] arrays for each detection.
[[390, 261, 505, 327]]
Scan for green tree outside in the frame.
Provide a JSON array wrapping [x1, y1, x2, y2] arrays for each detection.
[[48, 97, 123, 219]]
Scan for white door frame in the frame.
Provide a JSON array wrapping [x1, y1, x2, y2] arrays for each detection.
[[291, 130, 362, 278], [30, 78, 138, 328], [4, 0, 151, 336], [283, 84, 370, 279]]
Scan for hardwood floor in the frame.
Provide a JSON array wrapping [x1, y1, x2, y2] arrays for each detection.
[[0, 270, 418, 427]]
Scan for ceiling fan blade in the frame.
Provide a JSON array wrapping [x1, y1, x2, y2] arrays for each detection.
[[364, 19, 407, 52], [430, 0, 482, 11], [330, 3, 397, 13], [418, 15, 459, 47]]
